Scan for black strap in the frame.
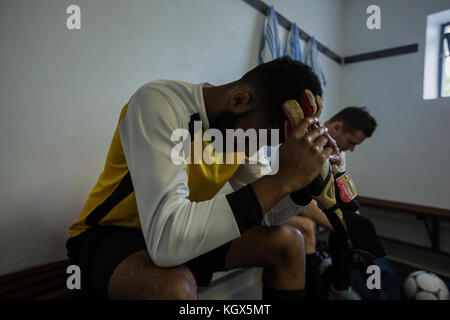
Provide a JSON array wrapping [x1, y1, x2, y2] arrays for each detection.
[[290, 189, 312, 206], [188, 113, 201, 138], [225, 184, 263, 235], [323, 205, 349, 241], [306, 162, 332, 197], [85, 171, 134, 226]]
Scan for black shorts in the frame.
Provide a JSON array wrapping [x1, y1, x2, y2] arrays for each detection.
[[66, 225, 231, 299]]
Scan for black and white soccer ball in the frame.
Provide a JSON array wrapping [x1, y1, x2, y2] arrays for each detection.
[[404, 270, 449, 300]]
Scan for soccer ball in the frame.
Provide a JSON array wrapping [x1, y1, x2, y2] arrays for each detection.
[[403, 270, 449, 300]]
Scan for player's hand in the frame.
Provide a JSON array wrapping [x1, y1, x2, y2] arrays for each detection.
[[276, 117, 333, 194], [325, 133, 341, 167]]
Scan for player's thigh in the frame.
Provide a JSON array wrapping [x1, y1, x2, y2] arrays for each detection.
[[108, 249, 197, 300], [224, 225, 304, 270], [78, 226, 196, 300], [287, 215, 316, 238], [298, 203, 333, 230]]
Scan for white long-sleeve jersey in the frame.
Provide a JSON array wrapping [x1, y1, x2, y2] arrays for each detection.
[[69, 80, 309, 267]]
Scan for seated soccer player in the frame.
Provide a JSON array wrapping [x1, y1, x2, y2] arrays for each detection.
[[66, 57, 341, 300], [287, 107, 378, 300]]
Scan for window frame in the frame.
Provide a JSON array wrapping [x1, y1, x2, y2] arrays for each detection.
[[438, 22, 450, 98]]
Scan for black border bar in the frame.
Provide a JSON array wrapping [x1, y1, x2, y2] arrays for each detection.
[[343, 44, 419, 64]]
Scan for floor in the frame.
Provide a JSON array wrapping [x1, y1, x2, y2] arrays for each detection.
[[317, 231, 450, 281], [198, 268, 262, 300], [199, 231, 450, 300], [377, 238, 450, 282]]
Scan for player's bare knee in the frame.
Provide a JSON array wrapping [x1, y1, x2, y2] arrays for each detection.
[[268, 224, 304, 264], [165, 281, 197, 300], [164, 266, 198, 300], [301, 219, 316, 246]]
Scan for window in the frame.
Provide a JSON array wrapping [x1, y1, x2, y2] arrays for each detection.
[[423, 10, 450, 100], [439, 23, 450, 97]]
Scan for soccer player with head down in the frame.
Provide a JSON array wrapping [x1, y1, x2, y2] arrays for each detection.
[[67, 57, 383, 300], [287, 107, 379, 300]]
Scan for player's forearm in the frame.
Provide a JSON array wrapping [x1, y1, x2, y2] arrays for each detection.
[[299, 200, 334, 231], [146, 192, 246, 267], [251, 174, 292, 214]]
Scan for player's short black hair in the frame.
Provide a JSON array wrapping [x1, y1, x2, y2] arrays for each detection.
[[239, 56, 322, 127], [329, 106, 377, 137]]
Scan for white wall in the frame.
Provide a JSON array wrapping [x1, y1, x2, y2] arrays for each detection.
[[341, 0, 450, 209], [0, 0, 344, 275]]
